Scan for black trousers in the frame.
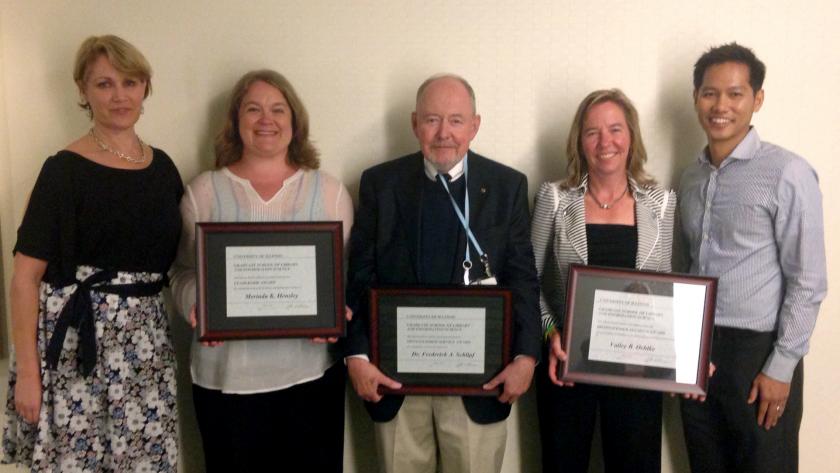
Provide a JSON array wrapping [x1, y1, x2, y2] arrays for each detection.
[[681, 327, 803, 473], [192, 362, 346, 473], [537, 365, 663, 473]]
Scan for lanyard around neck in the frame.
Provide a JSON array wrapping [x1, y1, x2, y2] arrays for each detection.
[[437, 157, 491, 283]]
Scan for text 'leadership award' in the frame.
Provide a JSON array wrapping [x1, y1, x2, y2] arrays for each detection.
[[196, 222, 344, 341]]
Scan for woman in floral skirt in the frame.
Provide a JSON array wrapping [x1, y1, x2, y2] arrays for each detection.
[[2, 35, 182, 472]]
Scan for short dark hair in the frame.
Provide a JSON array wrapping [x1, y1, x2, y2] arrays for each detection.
[[693, 42, 766, 93]]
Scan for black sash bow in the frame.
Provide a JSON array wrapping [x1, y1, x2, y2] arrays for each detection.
[[44, 270, 165, 377]]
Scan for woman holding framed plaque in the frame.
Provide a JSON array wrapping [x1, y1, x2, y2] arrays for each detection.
[[170, 70, 353, 472], [3, 35, 182, 471], [531, 89, 676, 473]]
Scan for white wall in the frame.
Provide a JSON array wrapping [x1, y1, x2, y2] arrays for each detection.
[[1, 1, 837, 472], [0, 10, 11, 357]]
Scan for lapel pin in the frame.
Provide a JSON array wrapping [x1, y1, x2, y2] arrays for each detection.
[[480, 187, 487, 194]]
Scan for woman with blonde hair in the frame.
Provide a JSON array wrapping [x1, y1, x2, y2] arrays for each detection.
[[532, 89, 676, 473], [3, 35, 182, 471]]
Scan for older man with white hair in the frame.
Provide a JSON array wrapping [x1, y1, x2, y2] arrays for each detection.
[[345, 74, 541, 473]]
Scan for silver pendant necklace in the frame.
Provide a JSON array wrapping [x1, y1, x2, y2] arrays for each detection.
[[89, 128, 147, 164], [587, 185, 628, 209]]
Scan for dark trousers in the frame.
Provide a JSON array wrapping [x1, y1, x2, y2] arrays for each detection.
[[681, 327, 803, 473], [537, 365, 663, 473], [192, 362, 346, 473]]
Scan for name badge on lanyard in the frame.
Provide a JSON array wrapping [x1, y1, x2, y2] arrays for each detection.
[[437, 157, 495, 286]]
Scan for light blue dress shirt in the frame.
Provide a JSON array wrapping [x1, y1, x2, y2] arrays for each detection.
[[679, 128, 827, 382]]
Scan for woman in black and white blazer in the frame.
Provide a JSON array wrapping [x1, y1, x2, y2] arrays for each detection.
[[532, 89, 675, 473]]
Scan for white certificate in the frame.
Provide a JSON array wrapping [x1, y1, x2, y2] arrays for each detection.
[[396, 307, 485, 374], [588, 289, 676, 369], [672, 283, 707, 383], [225, 245, 317, 317]]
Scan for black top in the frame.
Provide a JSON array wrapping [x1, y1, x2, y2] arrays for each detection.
[[419, 175, 466, 284], [586, 224, 637, 268], [15, 149, 183, 285]]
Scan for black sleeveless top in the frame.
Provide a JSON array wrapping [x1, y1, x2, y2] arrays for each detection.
[[586, 224, 637, 268]]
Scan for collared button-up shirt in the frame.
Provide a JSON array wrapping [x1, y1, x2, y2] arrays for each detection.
[[423, 154, 466, 182], [679, 128, 827, 382]]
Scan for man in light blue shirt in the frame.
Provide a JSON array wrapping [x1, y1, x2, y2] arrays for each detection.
[[679, 43, 827, 473]]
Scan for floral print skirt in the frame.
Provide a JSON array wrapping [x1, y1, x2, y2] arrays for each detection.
[[2, 266, 178, 472]]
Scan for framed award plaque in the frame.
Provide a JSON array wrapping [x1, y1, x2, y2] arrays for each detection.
[[369, 286, 512, 396], [561, 264, 717, 396], [196, 221, 344, 341]]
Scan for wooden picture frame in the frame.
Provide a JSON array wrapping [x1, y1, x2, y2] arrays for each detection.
[[196, 221, 344, 341], [561, 264, 717, 396], [369, 286, 512, 396]]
